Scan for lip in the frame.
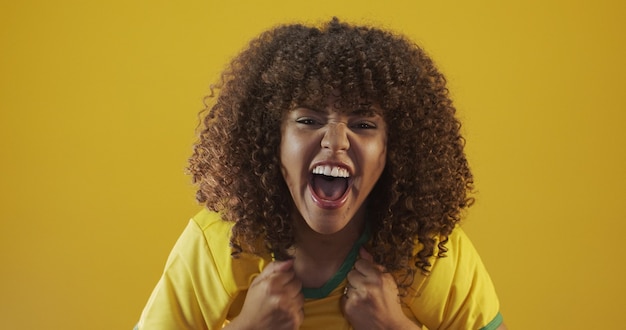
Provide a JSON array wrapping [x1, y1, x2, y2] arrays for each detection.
[[308, 160, 354, 209]]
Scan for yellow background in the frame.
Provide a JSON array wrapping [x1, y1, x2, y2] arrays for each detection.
[[1, 0, 625, 329]]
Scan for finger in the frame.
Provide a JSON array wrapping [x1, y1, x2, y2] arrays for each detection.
[[258, 259, 294, 279], [359, 246, 374, 262], [270, 258, 295, 273], [341, 285, 351, 301], [353, 258, 381, 278], [295, 294, 305, 325], [295, 292, 305, 309], [283, 275, 303, 298], [254, 260, 295, 287], [271, 269, 298, 288], [342, 282, 360, 304], [296, 307, 305, 327], [359, 247, 387, 271], [346, 269, 366, 289]]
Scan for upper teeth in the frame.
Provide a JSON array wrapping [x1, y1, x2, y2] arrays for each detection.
[[312, 165, 350, 178]]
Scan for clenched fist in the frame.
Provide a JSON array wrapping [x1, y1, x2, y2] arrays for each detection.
[[226, 259, 304, 330], [341, 248, 421, 330]]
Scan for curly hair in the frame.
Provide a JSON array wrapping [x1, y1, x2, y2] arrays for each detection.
[[187, 18, 474, 294]]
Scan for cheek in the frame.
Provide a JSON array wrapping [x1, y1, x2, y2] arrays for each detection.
[[279, 126, 290, 157], [379, 133, 388, 164], [378, 152, 387, 172], [368, 138, 388, 171], [375, 148, 387, 177], [279, 130, 304, 177], [280, 133, 293, 162], [279, 143, 290, 179]]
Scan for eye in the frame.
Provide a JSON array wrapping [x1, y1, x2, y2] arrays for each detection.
[[352, 121, 377, 129], [296, 118, 319, 125]]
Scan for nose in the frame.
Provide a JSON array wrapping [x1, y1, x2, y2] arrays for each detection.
[[321, 122, 350, 151]]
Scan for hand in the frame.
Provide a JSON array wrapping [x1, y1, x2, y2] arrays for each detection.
[[226, 259, 304, 330], [341, 248, 421, 330]]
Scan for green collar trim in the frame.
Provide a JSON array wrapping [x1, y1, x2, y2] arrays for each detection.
[[301, 223, 371, 299], [480, 312, 504, 330]]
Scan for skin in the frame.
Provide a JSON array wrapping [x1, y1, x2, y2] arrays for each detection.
[[280, 103, 420, 329], [279, 104, 387, 235], [226, 102, 508, 329], [224, 260, 304, 330], [279, 102, 389, 291], [342, 248, 420, 330], [342, 249, 508, 330]]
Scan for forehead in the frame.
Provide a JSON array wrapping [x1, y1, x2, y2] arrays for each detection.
[[290, 95, 384, 117]]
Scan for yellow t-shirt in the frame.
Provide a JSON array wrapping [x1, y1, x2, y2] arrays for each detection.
[[136, 210, 502, 329]]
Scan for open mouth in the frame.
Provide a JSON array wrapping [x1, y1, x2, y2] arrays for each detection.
[[309, 165, 351, 205]]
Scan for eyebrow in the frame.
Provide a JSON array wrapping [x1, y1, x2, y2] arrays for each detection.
[[293, 104, 381, 117], [350, 107, 380, 117]]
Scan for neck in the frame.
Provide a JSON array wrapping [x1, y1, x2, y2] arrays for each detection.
[[293, 209, 366, 257], [290, 208, 367, 288]]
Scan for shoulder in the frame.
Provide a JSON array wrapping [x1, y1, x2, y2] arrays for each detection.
[[404, 228, 478, 295], [405, 227, 501, 329], [439, 226, 482, 267], [190, 209, 235, 251], [424, 227, 496, 295], [192, 208, 232, 230], [190, 209, 271, 291], [162, 209, 233, 268], [163, 209, 269, 291], [136, 210, 251, 329], [428, 227, 486, 275]]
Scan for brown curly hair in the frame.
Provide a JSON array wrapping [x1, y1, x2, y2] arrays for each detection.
[[188, 18, 474, 293]]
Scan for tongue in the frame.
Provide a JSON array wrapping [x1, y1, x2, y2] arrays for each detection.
[[312, 175, 348, 201]]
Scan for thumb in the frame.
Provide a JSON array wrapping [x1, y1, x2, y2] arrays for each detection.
[[359, 246, 374, 262], [267, 258, 294, 273], [252, 259, 294, 285], [360, 247, 387, 272]]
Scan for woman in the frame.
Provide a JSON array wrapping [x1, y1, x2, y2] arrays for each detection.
[[136, 18, 506, 329]]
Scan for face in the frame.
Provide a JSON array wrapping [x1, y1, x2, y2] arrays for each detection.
[[279, 102, 387, 235]]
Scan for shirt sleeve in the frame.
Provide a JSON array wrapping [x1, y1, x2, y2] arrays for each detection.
[[135, 219, 233, 330], [407, 228, 503, 330]]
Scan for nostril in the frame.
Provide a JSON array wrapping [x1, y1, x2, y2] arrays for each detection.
[[321, 124, 350, 150]]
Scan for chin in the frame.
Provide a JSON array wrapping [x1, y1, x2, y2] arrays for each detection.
[[308, 224, 345, 235], [302, 209, 353, 235]]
